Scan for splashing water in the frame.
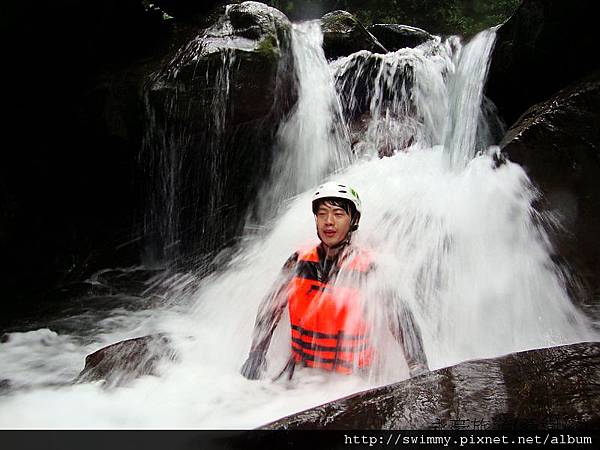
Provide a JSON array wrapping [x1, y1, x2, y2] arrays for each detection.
[[0, 25, 597, 429]]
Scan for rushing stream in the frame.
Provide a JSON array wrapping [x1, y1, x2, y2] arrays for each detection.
[[0, 21, 597, 429]]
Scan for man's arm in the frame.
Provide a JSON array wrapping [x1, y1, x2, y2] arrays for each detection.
[[386, 292, 429, 377], [240, 253, 297, 379]]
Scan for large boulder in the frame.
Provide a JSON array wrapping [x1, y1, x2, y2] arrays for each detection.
[[149, 2, 294, 126], [367, 24, 434, 51], [321, 11, 387, 60], [486, 0, 599, 127], [263, 342, 600, 429], [500, 73, 600, 313], [143, 1, 297, 261]]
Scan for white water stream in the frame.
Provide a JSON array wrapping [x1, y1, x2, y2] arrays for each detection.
[[0, 22, 597, 429]]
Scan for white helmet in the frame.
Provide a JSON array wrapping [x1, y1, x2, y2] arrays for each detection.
[[312, 181, 362, 215]]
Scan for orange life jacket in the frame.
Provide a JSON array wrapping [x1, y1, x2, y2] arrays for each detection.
[[287, 245, 374, 374]]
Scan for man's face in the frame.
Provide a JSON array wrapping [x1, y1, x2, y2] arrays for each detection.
[[315, 201, 352, 248]]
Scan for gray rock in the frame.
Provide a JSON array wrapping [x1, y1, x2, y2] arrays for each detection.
[[321, 11, 387, 60], [367, 24, 434, 51], [264, 342, 600, 429]]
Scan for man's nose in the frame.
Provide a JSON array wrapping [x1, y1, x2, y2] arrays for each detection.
[[324, 212, 335, 224]]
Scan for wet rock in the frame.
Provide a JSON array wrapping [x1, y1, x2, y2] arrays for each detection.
[[150, 2, 294, 126], [486, 0, 599, 127], [367, 24, 434, 51], [264, 342, 600, 429], [76, 334, 176, 387], [500, 73, 600, 314], [320, 11, 387, 60]]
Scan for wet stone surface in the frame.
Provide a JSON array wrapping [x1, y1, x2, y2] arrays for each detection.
[[264, 342, 600, 430]]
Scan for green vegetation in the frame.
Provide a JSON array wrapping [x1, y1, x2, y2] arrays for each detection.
[[267, 0, 521, 36]]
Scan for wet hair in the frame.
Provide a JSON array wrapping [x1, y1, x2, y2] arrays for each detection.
[[312, 197, 356, 218]]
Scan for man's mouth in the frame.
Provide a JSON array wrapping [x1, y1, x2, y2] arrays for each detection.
[[323, 230, 336, 237]]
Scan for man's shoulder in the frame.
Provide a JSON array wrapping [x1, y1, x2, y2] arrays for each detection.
[[280, 243, 321, 270], [294, 243, 321, 262], [282, 251, 300, 270]]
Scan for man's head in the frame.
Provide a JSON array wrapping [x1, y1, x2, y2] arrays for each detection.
[[311, 182, 361, 249]]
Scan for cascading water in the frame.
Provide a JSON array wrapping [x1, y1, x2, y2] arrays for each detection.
[[443, 27, 499, 169], [141, 3, 293, 265], [332, 36, 458, 156], [253, 21, 351, 223], [142, 46, 235, 263], [0, 22, 597, 429]]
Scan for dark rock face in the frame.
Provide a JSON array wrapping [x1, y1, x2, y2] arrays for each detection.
[[321, 11, 387, 60], [142, 1, 297, 262], [486, 0, 599, 127], [500, 73, 600, 314], [76, 334, 176, 387], [264, 342, 600, 429], [367, 24, 434, 51]]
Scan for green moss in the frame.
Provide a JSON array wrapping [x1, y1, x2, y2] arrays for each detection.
[[256, 33, 281, 59]]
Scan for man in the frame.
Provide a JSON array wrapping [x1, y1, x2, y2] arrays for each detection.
[[241, 181, 428, 380]]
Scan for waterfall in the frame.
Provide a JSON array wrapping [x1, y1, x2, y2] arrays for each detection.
[[443, 27, 499, 169], [0, 23, 596, 429], [141, 38, 236, 265], [142, 48, 234, 264], [140, 3, 293, 266], [253, 21, 351, 223], [331, 36, 458, 156]]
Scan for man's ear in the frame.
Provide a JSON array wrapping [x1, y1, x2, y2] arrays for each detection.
[[350, 212, 360, 231]]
